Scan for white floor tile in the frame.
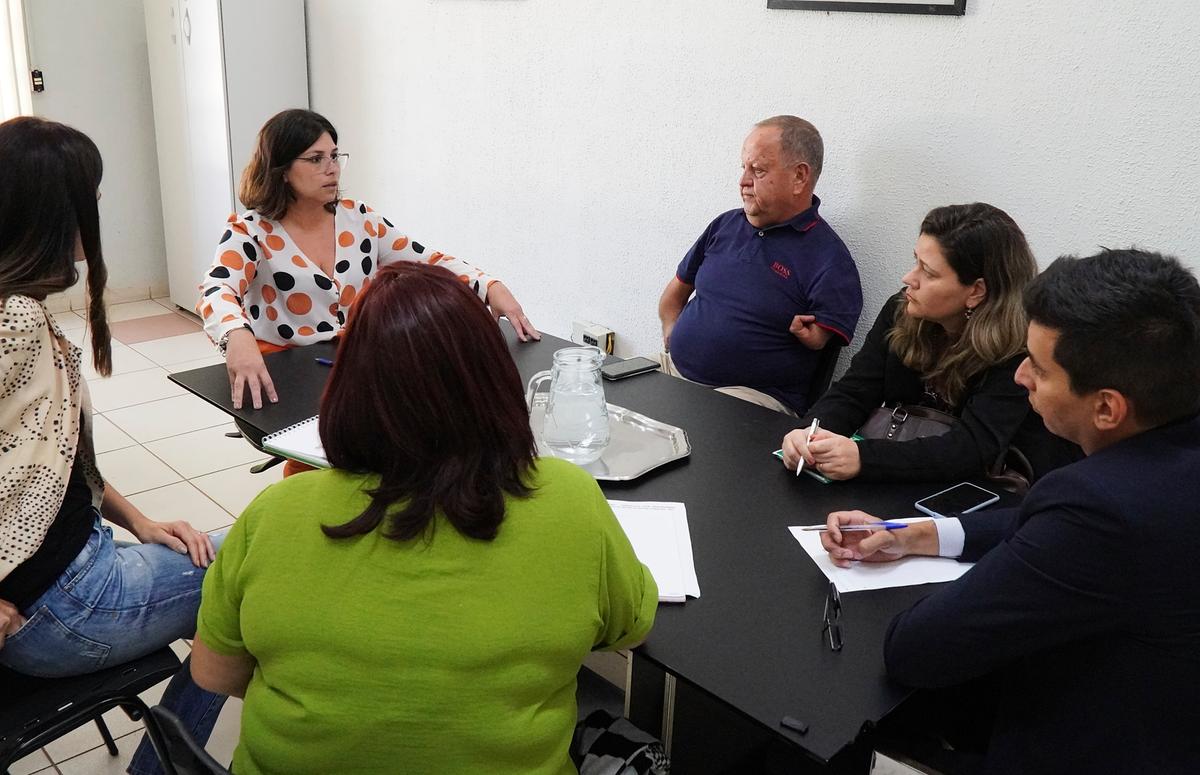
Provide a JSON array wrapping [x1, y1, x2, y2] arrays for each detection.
[[104, 394, 232, 443], [90, 414, 138, 454], [7, 748, 52, 775], [206, 695, 243, 767], [104, 299, 171, 322], [145, 426, 269, 480], [153, 296, 179, 312], [86, 368, 186, 412], [54, 729, 139, 774], [51, 310, 86, 331], [191, 460, 284, 518], [62, 325, 91, 347], [40, 717, 106, 765], [126, 481, 235, 533], [80, 341, 157, 381], [95, 445, 182, 495], [130, 332, 219, 367]]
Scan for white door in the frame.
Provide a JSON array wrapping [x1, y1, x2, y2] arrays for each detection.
[[177, 0, 234, 310], [23, 0, 168, 305]]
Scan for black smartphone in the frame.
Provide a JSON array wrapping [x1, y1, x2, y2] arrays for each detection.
[[601, 357, 660, 381], [914, 482, 1000, 518]]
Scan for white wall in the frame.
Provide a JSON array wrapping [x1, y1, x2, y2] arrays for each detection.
[[26, 0, 167, 307], [304, 0, 1200, 357]]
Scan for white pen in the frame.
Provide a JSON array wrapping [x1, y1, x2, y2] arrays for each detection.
[[796, 417, 820, 477]]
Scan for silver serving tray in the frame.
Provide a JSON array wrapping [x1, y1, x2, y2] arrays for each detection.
[[529, 396, 691, 481]]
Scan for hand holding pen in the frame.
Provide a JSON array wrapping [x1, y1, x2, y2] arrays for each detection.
[[795, 418, 820, 477], [820, 511, 940, 568]]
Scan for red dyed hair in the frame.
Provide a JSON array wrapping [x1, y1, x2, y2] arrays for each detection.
[[319, 263, 536, 541]]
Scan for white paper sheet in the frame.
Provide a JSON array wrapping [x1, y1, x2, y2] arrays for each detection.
[[608, 500, 700, 603], [788, 517, 973, 593]]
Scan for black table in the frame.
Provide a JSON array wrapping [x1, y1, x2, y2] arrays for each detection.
[[170, 330, 997, 772]]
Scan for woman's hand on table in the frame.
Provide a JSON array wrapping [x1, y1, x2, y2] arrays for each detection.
[[225, 328, 278, 409], [486, 282, 540, 342], [805, 430, 862, 480], [781, 426, 816, 470]]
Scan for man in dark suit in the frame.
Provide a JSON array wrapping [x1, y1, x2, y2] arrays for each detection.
[[821, 249, 1200, 774]]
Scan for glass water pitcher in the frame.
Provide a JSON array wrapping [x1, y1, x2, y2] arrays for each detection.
[[526, 347, 611, 465]]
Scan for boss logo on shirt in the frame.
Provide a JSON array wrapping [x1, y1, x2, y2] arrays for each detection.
[[771, 261, 791, 280]]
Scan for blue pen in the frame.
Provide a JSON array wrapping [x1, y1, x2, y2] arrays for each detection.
[[800, 521, 911, 532], [315, 357, 334, 366]]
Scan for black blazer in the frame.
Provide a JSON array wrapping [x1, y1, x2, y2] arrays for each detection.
[[884, 414, 1200, 774], [803, 294, 1080, 481]]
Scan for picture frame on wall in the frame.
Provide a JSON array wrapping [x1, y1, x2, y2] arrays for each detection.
[[767, 0, 966, 15]]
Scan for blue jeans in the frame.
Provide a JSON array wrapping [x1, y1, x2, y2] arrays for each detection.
[[0, 512, 228, 775]]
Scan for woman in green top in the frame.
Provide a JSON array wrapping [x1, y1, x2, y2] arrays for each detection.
[[191, 262, 657, 775]]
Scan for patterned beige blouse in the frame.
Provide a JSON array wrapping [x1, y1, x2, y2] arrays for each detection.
[[0, 295, 103, 582]]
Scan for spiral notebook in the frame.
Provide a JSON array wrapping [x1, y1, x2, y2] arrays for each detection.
[[261, 416, 329, 469]]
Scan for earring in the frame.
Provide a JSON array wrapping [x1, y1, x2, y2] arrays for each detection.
[[964, 306, 975, 320]]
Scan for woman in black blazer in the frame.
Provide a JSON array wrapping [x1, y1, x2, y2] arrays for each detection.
[[780, 203, 1080, 482]]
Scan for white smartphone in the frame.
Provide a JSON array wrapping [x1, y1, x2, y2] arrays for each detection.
[[914, 482, 1000, 518]]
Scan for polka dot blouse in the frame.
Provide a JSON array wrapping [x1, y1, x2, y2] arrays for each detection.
[[198, 199, 498, 349]]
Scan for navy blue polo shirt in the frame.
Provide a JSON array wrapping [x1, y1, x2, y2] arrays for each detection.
[[669, 197, 862, 414]]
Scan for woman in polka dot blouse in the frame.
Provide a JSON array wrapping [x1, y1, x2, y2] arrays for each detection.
[[199, 109, 539, 410]]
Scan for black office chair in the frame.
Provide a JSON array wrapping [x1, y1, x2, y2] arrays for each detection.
[[147, 706, 231, 775], [225, 419, 285, 473], [0, 646, 180, 774]]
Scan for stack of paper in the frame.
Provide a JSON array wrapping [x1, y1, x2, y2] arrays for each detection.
[[788, 517, 973, 593], [608, 500, 700, 604], [261, 416, 329, 469]]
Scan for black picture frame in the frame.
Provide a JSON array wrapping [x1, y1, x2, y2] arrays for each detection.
[[767, 0, 966, 15]]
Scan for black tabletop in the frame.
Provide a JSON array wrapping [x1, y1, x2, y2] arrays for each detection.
[[168, 329, 996, 763]]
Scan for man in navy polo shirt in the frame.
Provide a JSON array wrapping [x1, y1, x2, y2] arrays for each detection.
[[658, 116, 862, 415]]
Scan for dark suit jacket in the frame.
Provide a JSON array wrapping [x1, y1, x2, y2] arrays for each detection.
[[884, 413, 1200, 774]]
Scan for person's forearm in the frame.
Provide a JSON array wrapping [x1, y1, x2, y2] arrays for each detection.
[[658, 281, 691, 346], [192, 637, 255, 698], [99, 484, 152, 538]]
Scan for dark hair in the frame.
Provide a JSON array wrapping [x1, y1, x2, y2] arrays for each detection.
[[0, 116, 111, 375], [888, 202, 1037, 404], [1025, 248, 1200, 427], [239, 109, 339, 220], [320, 263, 537, 542]]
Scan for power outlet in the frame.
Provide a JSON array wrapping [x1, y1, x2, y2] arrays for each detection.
[[571, 320, 615, 354]]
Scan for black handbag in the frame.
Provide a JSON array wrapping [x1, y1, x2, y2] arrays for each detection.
[[857, 404, 957, 442], [857, 404, 1031, 494]]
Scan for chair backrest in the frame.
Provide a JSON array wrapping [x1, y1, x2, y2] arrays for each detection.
[[147, 705, 231, 775]]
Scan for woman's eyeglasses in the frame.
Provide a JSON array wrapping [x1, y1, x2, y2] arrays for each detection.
[[296, 152, 349, 171]]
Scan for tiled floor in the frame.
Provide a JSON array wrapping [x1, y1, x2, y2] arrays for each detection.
[[11, 298, 279, 775]]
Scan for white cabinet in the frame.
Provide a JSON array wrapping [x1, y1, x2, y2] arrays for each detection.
[[144, 0, 308, 311]]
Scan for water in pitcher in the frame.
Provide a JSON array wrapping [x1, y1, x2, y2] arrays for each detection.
[[543, 380, 610, 465]]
